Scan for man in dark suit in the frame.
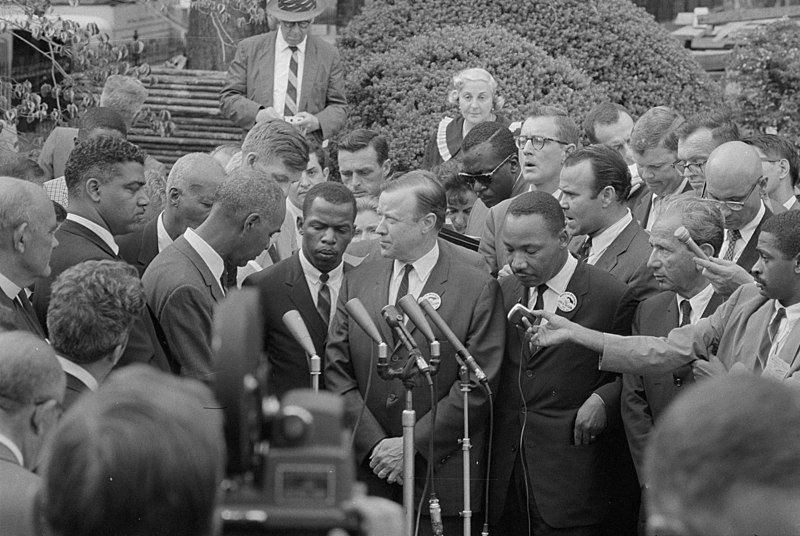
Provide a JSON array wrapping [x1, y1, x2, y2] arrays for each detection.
[[46, 260, 145, 410], [31, 136, 173, 372], [629, 106, 693, 231], [219, 0, 347, 143], [561, 145, 658, 302], [144, 167, 285, 382], [621, 197, 726, 494], [0, 177, 58, 337], [0, 331, 65, 536], [491, 191, 637, 536], [244, 182, 356, 397], [326, 171, 505, 535], [117, 153, 226, 276]]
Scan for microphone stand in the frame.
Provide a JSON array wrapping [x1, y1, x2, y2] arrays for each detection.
[[457, 359, 472, 536]]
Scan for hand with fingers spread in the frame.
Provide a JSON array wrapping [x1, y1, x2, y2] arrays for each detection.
[[369, 437, 404, 485]]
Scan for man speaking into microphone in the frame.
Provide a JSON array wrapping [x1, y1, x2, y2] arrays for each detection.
[[325, 171, 504, 535]]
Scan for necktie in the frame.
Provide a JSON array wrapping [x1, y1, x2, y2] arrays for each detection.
[[13, 290, 44, 337], [317, 272, 331, 325], [284, 46, 299, 117], [395, 264, 413, 305], [577, 237, 592, 263], [757, 307, 786, 372], [672, 298, 694, 386], [532, 284, 547, 312], [679, 299, 692, 327], [723, 229, 742, 262]]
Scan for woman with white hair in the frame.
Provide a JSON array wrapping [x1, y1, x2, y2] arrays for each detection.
[[422, 67, 509, 169]]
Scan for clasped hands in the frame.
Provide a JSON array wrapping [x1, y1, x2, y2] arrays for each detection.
[[256, 107, 320, 132], [369, 437, 404, 485]]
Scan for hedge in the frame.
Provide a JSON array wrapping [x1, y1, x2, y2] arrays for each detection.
[[342, 24, 607, 172], [725, 20, 800, 145], [339, 0, 722, 119]]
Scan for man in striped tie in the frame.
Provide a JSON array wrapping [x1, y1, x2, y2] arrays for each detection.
[[220, 0, 348, 144]]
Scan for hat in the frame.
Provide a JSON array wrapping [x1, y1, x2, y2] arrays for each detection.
[[266, 0, 327, 22]]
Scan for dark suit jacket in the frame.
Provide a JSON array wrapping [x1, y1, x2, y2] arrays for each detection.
[[735, 207, 772, 273], [243, 252, 346, 397], [0, 443, 40, 536], [621, 289, 724, 483], [219, 31, 348, 140], [490, 262, 638, 528], [143, 235, 225, 382], [63, 368, 93, 412], [0, 287, 44, 337], [325, 248, 505, 516], [478, 197, 512, 276], [117, 215, 159, 277], [32, 219, 173, 372], [632, 180, 694, 229]]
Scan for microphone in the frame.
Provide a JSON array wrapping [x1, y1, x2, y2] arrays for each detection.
[[381, 304, 430, 375], [344, 298, 389, 371], [397, 294, 440, 365], [419, 298, 490, 387], [674, 225, 710, 262], [282, 310, 321, 391]]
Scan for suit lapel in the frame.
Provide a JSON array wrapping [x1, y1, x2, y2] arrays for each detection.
[[409, 251, 450, 338], [175, 238, 224, 302], [702, 291, 726, 318], [367, 262, 394, 344], [139, 217, 159, 266], [780, 324, 800, 377], [746, 300, 775, 372], [285, 255, 327, 341], [737, 208, 772, 271], [528, 261, 588, 358], [61, 219, 117, 258], [596, 221, 637, 273], [299, 37, 317, 112]]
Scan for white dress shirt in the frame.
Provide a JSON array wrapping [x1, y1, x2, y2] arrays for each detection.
[[388, 243, 440, 305], [156, 212, 174, 253], [273, 30, 307, 118], [66, 213, 119, 255], [57, 355, 98, 392], [0, 432, 23, 466], [183, 228, 225, 295], [678, 283, 715, 325], [0, 271, 21, 301], [299, 249, 344, 325], [719, 202, 765, 264], [527, 253, 578, 313], [768, 300, 800, 358], [587, 210, 633, 265]]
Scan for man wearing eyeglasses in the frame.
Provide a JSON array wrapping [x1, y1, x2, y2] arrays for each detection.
[[219, 0, 347, 144], [0, 331, 65, 536], [675, 110, 740, 193], [694, 141, 772, 297], [743, 134, 800, 214]]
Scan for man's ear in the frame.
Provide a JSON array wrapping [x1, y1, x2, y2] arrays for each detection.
[[245, 152, 258, 169], [85, 178, 102, 202], [168, 187, 181, 206], [12, 222, 28, 254], [509, 155, 520, 175], [778, 158, 791, 181], [699, 242, 715, 261], [381, 158, 392, 178], [296, 215, 304, 235], [557, 227, 571, 248], [31, 399, 59, 436], [243, 212, 261, 233]]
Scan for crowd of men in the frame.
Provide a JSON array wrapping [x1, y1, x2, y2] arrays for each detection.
[[2, 1, 800, 535]]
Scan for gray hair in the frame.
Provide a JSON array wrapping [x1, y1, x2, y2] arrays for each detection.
[[99, 75, 148, 126], [166, 153, 225, 192], [662, 194, 725, 256], [630, 106, 684, 155], [382, 170, 446, 230], [241, 119, 309, 173], [0, 176, 48, 236], [0, 331, 62, 413], [215, 166, 284, 224], [447, 67, 505, 111]]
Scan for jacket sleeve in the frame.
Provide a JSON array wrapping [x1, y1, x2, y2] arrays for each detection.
[[219, 39, 262, 130], [313, 45, 348, 140]]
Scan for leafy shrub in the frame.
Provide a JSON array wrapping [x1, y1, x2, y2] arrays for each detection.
[[339, 0, 721, 119], [725, 20, 800, 145], [342, 23, 607, 172]]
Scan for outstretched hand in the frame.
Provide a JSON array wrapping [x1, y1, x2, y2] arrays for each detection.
[[524, 310, 577, 348]]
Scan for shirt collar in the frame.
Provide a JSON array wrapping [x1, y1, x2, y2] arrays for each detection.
[[392, 242, 440, 284], [56, 355, 99, 392], [774, 299, 800, 323], [275, 28, 307, 53], [590, 209, 633, 257], [183, 228, 225, 284], [156, 212, 174, 253], [299, 248, 344, 285], [0, 271, 21, 301], [679, 283, 715, 322], [544, 252, 578, 296], [784, 196, 798, 211], [737, 202, 766, 243], [0, 432, 23, 466], [66, 213, 119, 255]]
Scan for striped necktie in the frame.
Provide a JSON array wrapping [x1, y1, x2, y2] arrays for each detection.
[[317, 272, 331, 325], [723, 229, 741, 262], [284, 46, 299, 117]]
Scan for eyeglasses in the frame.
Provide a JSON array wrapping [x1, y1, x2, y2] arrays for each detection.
[[280, 20, 311, 29], [672, 160, 707, 175], [701, 176, 763, 212], [459, 153, 513, 188], [515, 135, 568, 151]]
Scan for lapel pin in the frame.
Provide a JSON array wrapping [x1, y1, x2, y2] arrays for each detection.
[[557, 292, 577, 312], [420, 292, 441, 310]]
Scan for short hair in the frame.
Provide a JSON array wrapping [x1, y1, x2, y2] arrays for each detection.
[[522, 103, 581, 146], [676, 109, 740, 145], [583, 102, 630, 144], [461, 121, 516, 157], [306, 138, 328, 169], [0, 176, 50, 237], [337, 129, 390, 165], [302, 181, 356, 220], [447, 67, 505, 111], [0, 331, 62, 414], [507, 190, 565, 235], [215, 166, 284, 224], [741, 133, 800, 187], [47, 260, 145, 364], [0, 152, 46, 184], [166, 153, 225, 192], [355, 195, 378, 213], [646, 375, 800, 530], [382, 170, 446, 229], [42, 365, 224, 536], [64, 136, 146, 197], [241, 119, 309, 173], [437, 159, 473, 203], [661, 195, 725, 256], [76, 107, 127, 142], [562, 144, 631, 200], [99, 75, 148, 125], [630, 106, 684, 155], [761, 209, 800, 259]]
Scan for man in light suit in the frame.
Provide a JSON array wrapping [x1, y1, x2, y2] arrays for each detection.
[[561, 145, 659, 302], [117, 153, 226, 276], [0, 177, 58, 337], [325, 171, 505, 535], [490, 191, 638, 536], [0, 331, 65, 536], [529, 210, 800, 380], [32, 136, 174, 372], [743, 133, 800, 214], [244, 182, 356, 397], [219, 0, 347, 143]]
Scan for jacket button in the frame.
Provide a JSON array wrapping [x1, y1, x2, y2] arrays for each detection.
[[526, 370, 534, 378], [511, 445, 517, 452], [674, 377, 683, 387]]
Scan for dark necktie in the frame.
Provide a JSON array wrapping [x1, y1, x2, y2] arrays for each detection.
[[679, 299, 692, 327], [532, 283, 547, 312], [284, 46, 299, 117], [757, 307, 786, 372], [395, 264, 413, 305], [723, 229, 742, 262], [317, 272, 331, 325], [672, 299, 693, 386], [13, 290, 44, 337], [577, 237, 592, 263]]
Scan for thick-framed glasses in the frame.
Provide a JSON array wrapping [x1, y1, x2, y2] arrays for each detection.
[[515, 135, 568, 151], [458, 153, 513, 188], [672, 160, 707, 175], [702, 176, 763, 212], [280, 20, 311, 29]]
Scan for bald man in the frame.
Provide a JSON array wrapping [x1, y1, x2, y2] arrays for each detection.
[[0, 177, 59, 336], [0, 331, 66, 536], [694, 141, 772, 297], [118, 153, 226, 276]]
